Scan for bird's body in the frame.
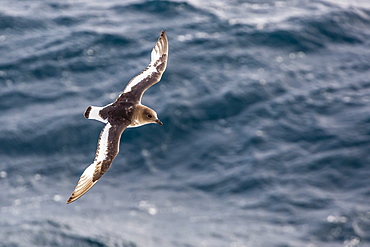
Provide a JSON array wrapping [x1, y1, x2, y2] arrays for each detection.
[[67, 30, 168, 204]]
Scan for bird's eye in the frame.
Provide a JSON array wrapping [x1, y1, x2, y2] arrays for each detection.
[[147, 114, 153, 118]]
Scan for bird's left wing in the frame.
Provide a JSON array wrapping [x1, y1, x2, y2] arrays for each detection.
[[116, 30, 168, 103], [66, 121, 128, 204]]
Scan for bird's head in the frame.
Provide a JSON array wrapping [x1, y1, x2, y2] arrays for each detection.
[[141, 106, 163, 126]]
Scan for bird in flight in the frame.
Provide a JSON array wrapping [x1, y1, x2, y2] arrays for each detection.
[[67, 30, 168, 204]]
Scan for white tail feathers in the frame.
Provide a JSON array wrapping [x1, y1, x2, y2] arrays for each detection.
[[84, 106, 107, 123]]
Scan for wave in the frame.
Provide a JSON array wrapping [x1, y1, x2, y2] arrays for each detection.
[[0, 12, 46, 30], [113, 1, 213, 19], [0, 219, 137, 247], [232, 7, 370, 52]]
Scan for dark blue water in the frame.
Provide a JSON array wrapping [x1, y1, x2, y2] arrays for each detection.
[[1, 0, 370, 246]]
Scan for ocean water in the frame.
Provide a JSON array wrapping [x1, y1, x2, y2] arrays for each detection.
[[1, 0, 370, 246]]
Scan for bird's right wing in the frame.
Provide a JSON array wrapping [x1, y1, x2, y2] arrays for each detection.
[[116, 30, 168, 103], [66, 121, 128, 204]]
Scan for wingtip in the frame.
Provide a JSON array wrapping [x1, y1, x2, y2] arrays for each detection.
[[158, 30, 168, 53], [66, 195, 75, 204], [160, 30, 167, 40], [66, 191, 85, 204]]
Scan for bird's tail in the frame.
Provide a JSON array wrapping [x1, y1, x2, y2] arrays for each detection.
[[84, 106, 106, 123]]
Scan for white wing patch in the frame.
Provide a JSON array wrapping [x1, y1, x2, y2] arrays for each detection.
[[123, 66, 157, 94], [66, 123, 112, 204], [95, 123, 111, 162]]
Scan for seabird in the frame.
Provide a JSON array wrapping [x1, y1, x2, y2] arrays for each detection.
[[67, 30, 168, 204]]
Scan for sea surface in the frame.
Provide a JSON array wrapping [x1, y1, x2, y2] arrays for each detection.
[[1, 0, 370, 246]]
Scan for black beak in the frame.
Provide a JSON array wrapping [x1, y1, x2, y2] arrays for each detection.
[[155, 119, 163, 126]]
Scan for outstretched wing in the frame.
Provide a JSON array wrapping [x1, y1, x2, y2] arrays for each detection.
[[66, 122, 128, 204], [116, 30, 168, 103]]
